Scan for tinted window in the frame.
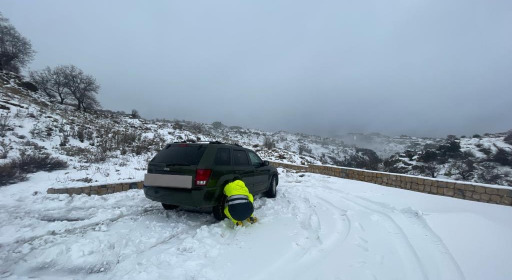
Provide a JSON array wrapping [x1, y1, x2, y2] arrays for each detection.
[[248, 151, 263, 166], [214, 148, 231, 165], [150, 145, 206, 165], [233, 150, 250, 166]]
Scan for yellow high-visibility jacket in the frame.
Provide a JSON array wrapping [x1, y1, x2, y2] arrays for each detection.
[[223, 180, 254, 223]]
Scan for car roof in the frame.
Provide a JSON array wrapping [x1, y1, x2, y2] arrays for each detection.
[[169, 141, 247, 149]]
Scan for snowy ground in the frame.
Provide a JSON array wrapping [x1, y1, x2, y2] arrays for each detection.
[[1, 168, 511, 280]]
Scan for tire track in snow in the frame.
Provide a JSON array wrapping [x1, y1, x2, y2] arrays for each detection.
[[253, 187, 352, 280], [319, 184, 465, 280], [0, 206, 164, 274], [302, 196, 351, 258]]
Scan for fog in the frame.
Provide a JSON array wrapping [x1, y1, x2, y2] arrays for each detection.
[[3, 0, 512, 137]]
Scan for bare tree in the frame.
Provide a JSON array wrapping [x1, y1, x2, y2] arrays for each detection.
[[82, 92, 101, 112], [31, 65, 100, 110], [0, 13, 35, 73], [61, 65, 100, 111], [29, 66, 70, 104], [29, 67, 55, 99]]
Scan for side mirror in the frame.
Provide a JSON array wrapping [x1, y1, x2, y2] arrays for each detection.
[[262, 160, 270, 166]]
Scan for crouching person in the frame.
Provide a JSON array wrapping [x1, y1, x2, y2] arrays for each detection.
[[224, 179, 258, 226]]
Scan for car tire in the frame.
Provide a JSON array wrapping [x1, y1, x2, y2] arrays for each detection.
[[264, 175, 277, 198], [212, 195, 227, 221], [212, 204, 226, 221], [162, 203, 179, 210]]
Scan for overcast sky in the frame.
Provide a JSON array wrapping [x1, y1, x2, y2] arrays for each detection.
[[2, 0, 512, 137]]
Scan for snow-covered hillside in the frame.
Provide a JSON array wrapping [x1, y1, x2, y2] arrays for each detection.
[[0, 71, 353, 188], [1, 169, 511, 280], [1, 71, 512, 188], [2, 70, 512, 189]]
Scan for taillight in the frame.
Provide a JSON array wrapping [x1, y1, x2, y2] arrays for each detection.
[[195, 169, 212, 186]]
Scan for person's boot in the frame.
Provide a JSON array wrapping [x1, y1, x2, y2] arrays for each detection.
[[235, 221, 243, 227], [246, 216, 258, 224]]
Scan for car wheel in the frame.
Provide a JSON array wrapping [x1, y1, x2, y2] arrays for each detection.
[[212, 195, 227, 221], [265, 176, 277, 198], [162, 203, 179, 210], [212, 204, 226, 221]]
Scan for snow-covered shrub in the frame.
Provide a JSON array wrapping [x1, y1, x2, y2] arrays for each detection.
[[451, 159, 476, 180], [0, 150, 68, 186], [298, 144, 312, 155], [383, 156, 409, 174], [479, 147, 492, 156], [84, 148, 107, 163], [263, 136, 276, 149], [418, 149, 438, 163], [12, 132, 26, 139], [504, 132, 512, 145], [436, 140, 461, 159], [19, 81, 38, 92], [77, 127, 85, 142], [0, 139, 12, 159], [172, 122, 183, 130], [404, 150, 416, 161], [13, 150, 68, 174], [341, 148, 382, 171], [131, 109, 140, 119], [492, 148, 512, 167], [0, 114, 11, 137], [411, 162, 441, 178], [461, 150, 476, 160], [61, 146, 91, 158], [188, 122, 203, 134], [20, 140, 45, 151], [477, 163, 503, 185], [283, 143, 292, 151], [0, 161, 27, 186], [59, 133, 70, 147], [212, 121, 223, 129]]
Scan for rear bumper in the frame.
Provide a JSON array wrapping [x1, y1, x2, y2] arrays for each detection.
[[143, 185, 221, 208]]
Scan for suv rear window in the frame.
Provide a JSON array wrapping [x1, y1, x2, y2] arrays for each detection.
[[150, 145, 206, 165], [233, 150, 250, 166], [214, 148, 231, 165]]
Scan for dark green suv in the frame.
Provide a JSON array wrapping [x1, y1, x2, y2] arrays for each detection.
[[143, 141, 279, 220]]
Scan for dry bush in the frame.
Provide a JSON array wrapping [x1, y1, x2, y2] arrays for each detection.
[[0, 162, 27, 186], [61, 146, 91, 158], [84, 148, 107, 163], [263, 136, 276, 149], [13, 150, 68, 173], [0, 150, 68, 186], [298, 144, 312, 155], [0, 139, 12, 159], [0, 114, 12, 137]]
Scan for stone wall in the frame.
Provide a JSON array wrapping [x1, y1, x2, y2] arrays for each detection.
[[270, 161, 512, 207], [46, 162, 512, 207], [47, 181, 144, 196]]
